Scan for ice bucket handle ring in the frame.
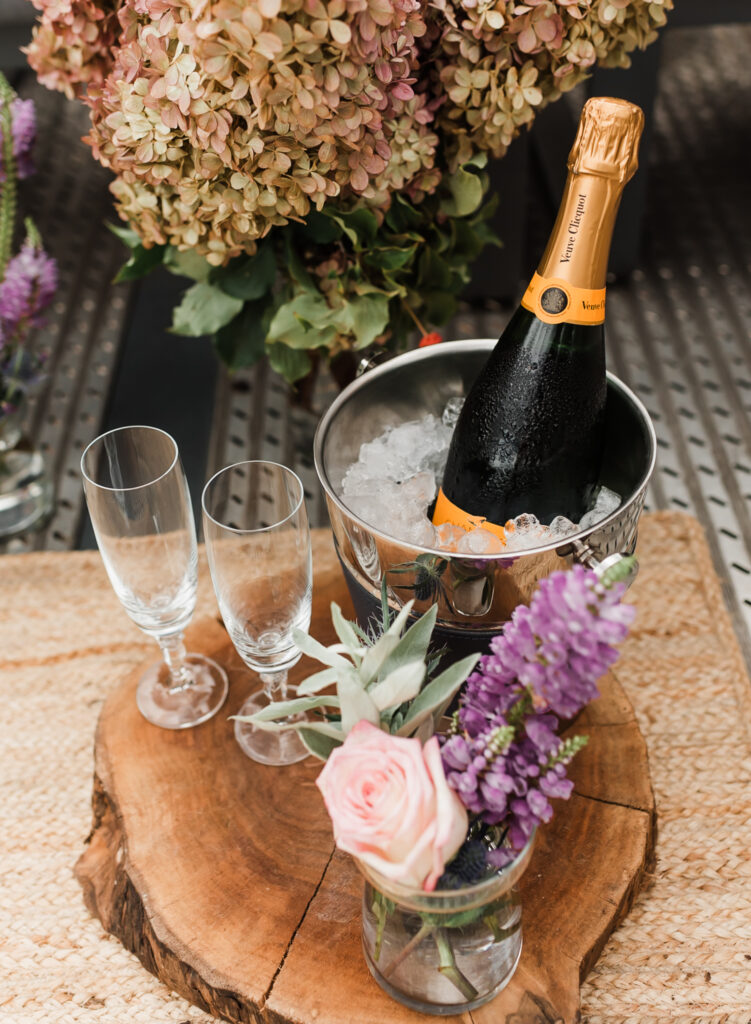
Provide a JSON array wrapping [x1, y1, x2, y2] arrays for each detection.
[[569, 540, 639, 589]]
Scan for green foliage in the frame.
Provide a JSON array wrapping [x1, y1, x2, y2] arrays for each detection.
[[110, 156, 500, 385], [234, 599, 478, 759], [170, 281, 243, 337]]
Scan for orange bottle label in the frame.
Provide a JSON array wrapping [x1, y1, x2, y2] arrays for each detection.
[[520, 272, 606, 327], [432, 488, 507, 543]]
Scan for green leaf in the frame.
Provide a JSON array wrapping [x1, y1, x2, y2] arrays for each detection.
[[378, 604, 438, 680], [385, 194, 424, 233], [267, 342, 313, 384], [327, 207, 378, 249], [292, 628, 352, 669], [170, 282, 243, 337], [418, 248, 453, 292], [364, 245, 418, 272], [300, 210, 343, 245], [213, 297, 271, 370], [395, 654, 480, 736], [297, 667, 342, 696], [285, 234, 318, 293], [238, 694, 340, 723], [360, 601, 415, 684], [107, 222, 141, 248], [331, 293, 390, 350], [331, 602, 363, 654], [441, 165, 485, 218], [297, 726, 344, 761], [370, 661, 425, 713], [165, 247, 212, 282], [267, 292, 337, 349], [214, 243, 276, 300], [114, 241, 167, 283], [340, 674, 380, 733]]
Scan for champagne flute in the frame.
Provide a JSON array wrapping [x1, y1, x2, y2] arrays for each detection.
[[81, 425, 228, 729], [201, 460, 312, 766]]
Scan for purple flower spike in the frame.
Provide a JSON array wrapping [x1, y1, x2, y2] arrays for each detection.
[[0, 241, 58, 346], [440, 565, 634, 854], [0, 97, 36, 181]]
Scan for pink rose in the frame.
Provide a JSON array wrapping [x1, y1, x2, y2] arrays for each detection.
[[316, 721, 468, 891]]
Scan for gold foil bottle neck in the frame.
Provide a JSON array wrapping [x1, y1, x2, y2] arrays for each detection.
[[568, 96, 644, 183]]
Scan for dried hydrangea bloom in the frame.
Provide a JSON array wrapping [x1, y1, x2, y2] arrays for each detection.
[[78, 0, 440, 261], [26, 0, 672, 261], [431, 0, 672, 167], [25, 0, 121, 100]]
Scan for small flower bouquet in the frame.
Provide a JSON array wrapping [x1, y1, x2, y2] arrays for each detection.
[[0, 74, 57, 426], [241, 561, 635, 1011], [25, 0, 671, 386]]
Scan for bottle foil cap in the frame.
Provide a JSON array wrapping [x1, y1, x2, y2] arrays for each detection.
[[568, 96, 644, 182]]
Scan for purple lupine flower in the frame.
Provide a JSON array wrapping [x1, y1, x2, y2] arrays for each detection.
[[0, 241, 58, 344], [0, 97, 36, 180], [461, 565, 635, 723], [440, 565, 634, 858]]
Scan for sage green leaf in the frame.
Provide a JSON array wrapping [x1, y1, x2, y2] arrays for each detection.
[[370, 661, 425, 712], [297, 725, 344, 760], [339, 675, 380, 733], [215, 243, 276, 300], [292, 628, 352, 669], [296, 667, 341, 696], [267, 343, 312, 384], [239, 694, 340, 724], [360, 600, 415, 683], [214, 297, 270, 370], [441, 165, 485, 218], [378, 604, 437, 679], [331, 602, 363, 654], [396, 654, 480, 736], [165, 247, 211, 282], [267, 292, 337, 349], [170, 282, 243, 337]]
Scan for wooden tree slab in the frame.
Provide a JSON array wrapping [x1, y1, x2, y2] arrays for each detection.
[[76, 529, 655, 1024]]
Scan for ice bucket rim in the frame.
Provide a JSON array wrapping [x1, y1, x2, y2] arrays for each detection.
[[313, 339, 657, 559]]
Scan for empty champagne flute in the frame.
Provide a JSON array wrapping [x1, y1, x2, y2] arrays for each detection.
[[81, 425, 228, 730], [201, 460, 312, 766]]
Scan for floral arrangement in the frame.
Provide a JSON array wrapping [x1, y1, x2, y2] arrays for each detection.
[[25, 0, 671, 385], [240, 560, 635, 1003], [0, 74, 57, 419]]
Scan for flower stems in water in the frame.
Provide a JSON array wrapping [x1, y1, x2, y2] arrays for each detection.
[[435, 929, 479, 1002], [380, 922, 433, 980]]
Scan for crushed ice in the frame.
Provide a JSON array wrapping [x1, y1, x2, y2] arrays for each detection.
[[341, 402, 622, 553]]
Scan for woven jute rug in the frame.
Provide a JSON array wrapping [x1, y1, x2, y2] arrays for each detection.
[[1, 511, 750, 1023]]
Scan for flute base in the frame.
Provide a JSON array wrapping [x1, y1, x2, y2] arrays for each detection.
[[234, 690, 308, 766], [136, 653, 228, 730]]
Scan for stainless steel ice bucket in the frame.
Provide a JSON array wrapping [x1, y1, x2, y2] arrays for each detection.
[[314, 339, 656, 655]]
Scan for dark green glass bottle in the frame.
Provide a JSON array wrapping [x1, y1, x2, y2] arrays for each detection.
[[434, 97, 644, 533]]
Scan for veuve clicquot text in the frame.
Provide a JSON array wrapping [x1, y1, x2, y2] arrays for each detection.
[[434, 96, 644, 533]]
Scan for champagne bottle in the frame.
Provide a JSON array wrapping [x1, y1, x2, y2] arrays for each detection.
[[434, 96, 644, 534]]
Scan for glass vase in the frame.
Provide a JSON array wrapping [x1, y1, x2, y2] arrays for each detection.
[[0, 400, 53, 538], [360, 835, 534, 1016]]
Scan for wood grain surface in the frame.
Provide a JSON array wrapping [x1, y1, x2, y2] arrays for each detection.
[[75, 529, 655, 1024]]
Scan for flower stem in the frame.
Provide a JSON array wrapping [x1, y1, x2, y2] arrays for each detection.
[[402, 300, 428, 337], [380, 922, 433, 980], [434, 928, 479, 1002], [0, 72, 18, 278]]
